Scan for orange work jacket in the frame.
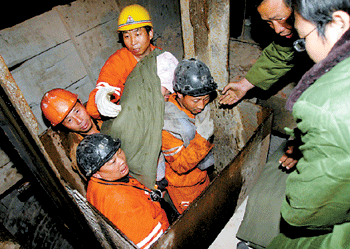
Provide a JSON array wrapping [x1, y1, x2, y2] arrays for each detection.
[[162, 94, 213, 214], [87, 176, 169, 248], [86, 45, 156, 119]]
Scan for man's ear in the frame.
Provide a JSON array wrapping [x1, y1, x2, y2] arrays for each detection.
[[331, 11, 350, 38], [149, 28, 154, 40]]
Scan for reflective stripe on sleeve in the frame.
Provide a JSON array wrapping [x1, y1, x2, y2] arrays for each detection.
[[137, 222, 163, 249], [163, 145, 183, 157]]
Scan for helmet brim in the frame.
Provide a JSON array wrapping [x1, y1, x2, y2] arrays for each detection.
[[117, 22, 153, 32]]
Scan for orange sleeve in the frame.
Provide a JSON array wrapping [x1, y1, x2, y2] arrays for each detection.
[[86, 48, 138, 119], [86, 88, 100, 119], [162, 130, 213, 174], [106, 200, 163, 246], [87, 180, 168, 248]]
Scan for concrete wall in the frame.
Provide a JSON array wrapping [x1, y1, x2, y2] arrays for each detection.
[[0, 0, 183, 134]]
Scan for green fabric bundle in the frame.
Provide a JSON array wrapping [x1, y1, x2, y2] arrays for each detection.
[[102, 49, 165, 190]]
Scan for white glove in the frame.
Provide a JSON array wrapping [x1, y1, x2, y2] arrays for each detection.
[[95, 82, 121, 117], [195, 105, 214, 140]]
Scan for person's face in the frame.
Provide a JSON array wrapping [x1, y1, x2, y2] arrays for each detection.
[[62, 102, 94, 135], [122, 27, 153, 61], [176, 93, 210, 115], [161, 86, 171, 102], [94, 148, 129, 181], [258, 0, 294, 38], [294, 13, 340, 63]]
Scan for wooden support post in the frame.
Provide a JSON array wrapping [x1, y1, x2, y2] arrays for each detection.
[[180, 0, 230, 90]]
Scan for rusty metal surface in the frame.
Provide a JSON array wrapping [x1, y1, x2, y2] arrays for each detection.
[[0, 55, 38, 135], [40, 129, 87, 197]]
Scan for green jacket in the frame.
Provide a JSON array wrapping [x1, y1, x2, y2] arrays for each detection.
[[245, 41, 295, 90], [267, 56, 350, 248]]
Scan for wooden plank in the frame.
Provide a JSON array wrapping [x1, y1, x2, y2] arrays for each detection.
[[0, 10, 70, 68], [10, 41, 94, 133], [0, 158, 23, 195], [11, 41, 91, 105], [73, 20, 123, 82], [54, 0, 121, 83], [54, 0, 119, 37]]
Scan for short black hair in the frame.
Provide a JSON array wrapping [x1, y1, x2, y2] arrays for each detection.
[[251, 0, 292, 8], [293, 0, 350, 37], [118, 26, 154, 46]]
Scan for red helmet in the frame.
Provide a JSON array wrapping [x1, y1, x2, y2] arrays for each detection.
[[41, 88, 78, 126]]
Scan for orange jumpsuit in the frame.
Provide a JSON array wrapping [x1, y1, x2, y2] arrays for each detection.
[[162, 94, 214, 214], [86, 45, 156, 119], [87, 176, 169, 248]]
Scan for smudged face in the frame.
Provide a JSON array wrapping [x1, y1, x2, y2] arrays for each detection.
[[62, 102, 95, 135], [258, 0, 294, 38], [94, 148, 129, 181], [176, 93, 210, 115], [122, 27, 153, 61]]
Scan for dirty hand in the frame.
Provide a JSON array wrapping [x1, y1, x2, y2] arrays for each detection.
[[219, 78, 254, 105], [279, 142, 302, 170], [95, 85, 122, 117], [195, 106, 214, 140]]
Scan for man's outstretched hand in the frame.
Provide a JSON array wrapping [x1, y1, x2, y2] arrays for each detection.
[[219, 78, 254, 105]]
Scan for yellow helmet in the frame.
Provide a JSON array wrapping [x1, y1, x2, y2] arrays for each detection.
[[117, 4, 153, 31]]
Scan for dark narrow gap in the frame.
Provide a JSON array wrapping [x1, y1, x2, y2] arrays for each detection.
[[0, 0, 75, 30], [230, 0, 275, 47]]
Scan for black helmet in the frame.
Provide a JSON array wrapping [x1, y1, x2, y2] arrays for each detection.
[[76, 133, 121, 177], [173, 58, 217, 97]]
